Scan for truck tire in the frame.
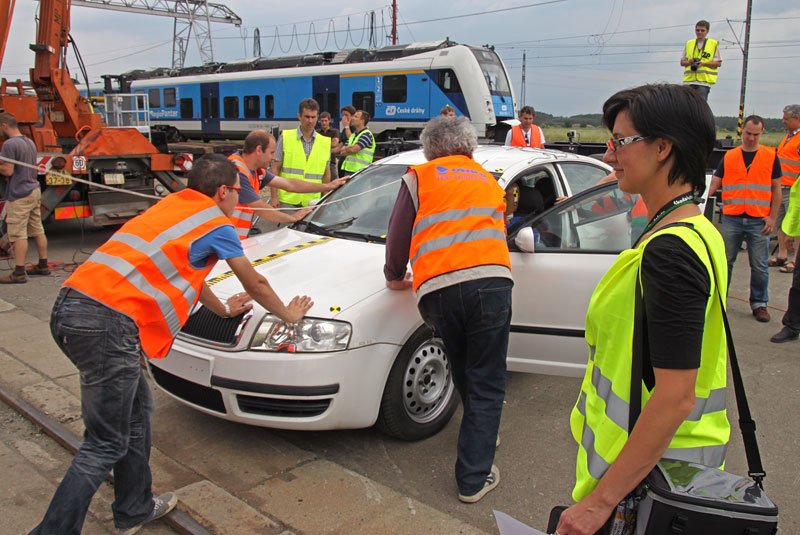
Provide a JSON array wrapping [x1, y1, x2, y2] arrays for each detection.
[[376, 326, 458, 441]]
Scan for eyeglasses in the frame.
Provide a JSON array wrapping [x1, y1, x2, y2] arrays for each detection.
[[606, 135, 649, 152], [223, 185, 241, 193]]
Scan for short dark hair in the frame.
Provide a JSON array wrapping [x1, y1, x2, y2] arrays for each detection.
[[0, 112, 19, 128], [319, 111, 331, 120], [298, 98, 319, 114], [602, 84, 715, 196], [696, 20, 710, 30], [519, 105, 535, 117], [356, 109, 370, 126], [340, 105, 356, 116], [743, 115, 765, 129], [187, 154, 238, 196], [242, 129, 273, 154]]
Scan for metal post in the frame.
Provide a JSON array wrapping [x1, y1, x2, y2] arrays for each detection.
[[736, 0, 753, 141], [521, 50, 526, 106], [391, 0, 397, 45]]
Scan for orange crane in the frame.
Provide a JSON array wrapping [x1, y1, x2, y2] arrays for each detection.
[[0, 0, 184, 253]]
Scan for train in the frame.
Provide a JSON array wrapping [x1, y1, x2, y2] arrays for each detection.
[[111, 40, 517, 143]]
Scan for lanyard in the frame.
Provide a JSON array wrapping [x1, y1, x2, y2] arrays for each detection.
[[634, 192, 698, 247]]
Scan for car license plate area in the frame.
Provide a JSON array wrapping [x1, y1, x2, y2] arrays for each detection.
[[45, 171, 72, 185], [164, 353, 211, 385]]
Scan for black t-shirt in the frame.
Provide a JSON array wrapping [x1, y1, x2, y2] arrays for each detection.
[[640, 234, 711, 386]]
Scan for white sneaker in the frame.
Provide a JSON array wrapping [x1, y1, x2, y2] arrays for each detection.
[[458, 465, 500, 503]]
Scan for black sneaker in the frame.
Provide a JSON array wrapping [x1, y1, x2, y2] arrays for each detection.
[[116, 492, 178, 534], [770, 326, 799, 343], [458, 465, 500, 503]]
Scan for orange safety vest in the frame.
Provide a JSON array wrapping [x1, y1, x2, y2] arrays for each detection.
[[778, 132, 800, 187], [408, 155, 511, 292], [227, 153, 262, 240], [510, 125, 543, 148], [720, 146, 776, 218], [64, 189, 234, 359]]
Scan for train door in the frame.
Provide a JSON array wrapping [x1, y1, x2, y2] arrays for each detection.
[[312, 75, 340, 119], [200, 82, 220, 137]]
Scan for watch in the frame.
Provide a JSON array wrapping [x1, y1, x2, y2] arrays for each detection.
[[224, 302, 231, 318]]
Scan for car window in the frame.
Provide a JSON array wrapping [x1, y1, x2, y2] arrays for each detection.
[[508, 165, 559, 216], [512, 184, 638, 253], [558, 163, 610, 196], [299, 164, 406, 240]]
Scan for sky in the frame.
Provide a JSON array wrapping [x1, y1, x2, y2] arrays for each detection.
[[1, 0, 797, 118]]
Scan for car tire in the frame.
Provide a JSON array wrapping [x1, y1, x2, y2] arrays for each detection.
[[376, 326, 459, 441]]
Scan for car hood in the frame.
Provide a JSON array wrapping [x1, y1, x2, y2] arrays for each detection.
[[205, 227, 388, 318]]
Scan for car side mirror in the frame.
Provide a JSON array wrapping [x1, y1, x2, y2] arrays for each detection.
[[514, 227, 536, 253]]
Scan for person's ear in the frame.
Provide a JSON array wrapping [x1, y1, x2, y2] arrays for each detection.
[[655, 138, 673, 162]]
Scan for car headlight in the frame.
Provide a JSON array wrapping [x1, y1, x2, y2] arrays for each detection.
[[250, 315, 351, 352]]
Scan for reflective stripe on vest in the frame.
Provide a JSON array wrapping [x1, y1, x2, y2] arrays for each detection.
[[341, 129, 376, 173], [570, 215, 730, 501], [778, 133, 800, 187], [277, 130, 330, 206], [782, 178, 800, 236], [63, 189, 233, 359], [408, 155, 511, 292], [228, 153, 259, 239], [720, 146, 776, 217], [510, 124, 543, 148], [683, 38, 719, 85]]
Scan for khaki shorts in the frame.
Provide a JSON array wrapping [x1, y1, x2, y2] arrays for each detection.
[[6, 188, 45, 242], [777, 186, 791, 227]]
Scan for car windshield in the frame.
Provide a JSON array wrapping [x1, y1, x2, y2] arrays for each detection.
[[294, 164, 407, 241]]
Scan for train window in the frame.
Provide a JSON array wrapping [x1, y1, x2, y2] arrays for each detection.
[[352, 92, 375, 117], [383, 75, 407, 103], [202, 96, 219, 119], [244, 96, 260, 118], [180, 98, 193, 119], [265, 95, 275, 118], [437, 70, 461, 93], [164, 88, 177, 107], [223, 96, 239, 119], [314, 93, 324, 109], [148, 89, 160, 108]]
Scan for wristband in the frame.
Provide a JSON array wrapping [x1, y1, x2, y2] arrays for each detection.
[[224, 302, 231, 317]]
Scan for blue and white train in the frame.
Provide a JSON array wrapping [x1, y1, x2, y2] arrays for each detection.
[[122, 40, 517, 142]]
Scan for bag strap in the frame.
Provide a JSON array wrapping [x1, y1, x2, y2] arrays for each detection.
[[628, 222, 766, 487]]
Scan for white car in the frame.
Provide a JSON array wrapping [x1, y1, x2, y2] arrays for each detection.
[[149, 146, 707, 440]]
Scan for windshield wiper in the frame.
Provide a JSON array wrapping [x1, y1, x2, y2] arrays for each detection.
[[298, 217, 358, 236], [298, 220, 335, 236], [329, 230, 386, 243]]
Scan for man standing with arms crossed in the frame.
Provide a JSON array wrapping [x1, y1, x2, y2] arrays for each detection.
[[270, 99, 331, 209], [708, 115, 781, 323], [0, 112, 49, 284], [384, 116, 512, 503], [339, 109, 376, 177], [680, 20, 722, 101], [771, 104, 800, 273], [503, 106, 545, 148], [31, 154, 313, 534]]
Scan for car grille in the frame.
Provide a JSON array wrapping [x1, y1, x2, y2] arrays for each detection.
[[236, 395, 331, 418], [150, 365, 226, 414], [181, 306, 245, 345]]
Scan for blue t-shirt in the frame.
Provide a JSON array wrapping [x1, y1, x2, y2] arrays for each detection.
[[189, 225, 244, 268], [238, 169, 275, 204]]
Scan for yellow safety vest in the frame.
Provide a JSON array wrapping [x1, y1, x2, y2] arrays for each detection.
[[341, 129, 376, 173], [570, 215, 730, 501], [782, 178, 800, 237], [277, 130, 330, 207], [683, 38, 719, 85]]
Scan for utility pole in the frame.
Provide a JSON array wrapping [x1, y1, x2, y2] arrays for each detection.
[[391, 0, 398, 45], [736, 0, 753, 141], [521, 50, 526, 106]]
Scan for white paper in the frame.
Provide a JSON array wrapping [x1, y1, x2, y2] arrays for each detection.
[[493, 510, 549, 535]]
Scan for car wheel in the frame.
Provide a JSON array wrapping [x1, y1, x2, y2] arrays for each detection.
[[376, 326, 459, 441]]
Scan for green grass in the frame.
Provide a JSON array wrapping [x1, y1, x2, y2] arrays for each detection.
[[542, 126, 786, 147]]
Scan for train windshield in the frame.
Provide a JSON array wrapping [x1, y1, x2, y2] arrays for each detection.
[[470, 48, 512, 96]]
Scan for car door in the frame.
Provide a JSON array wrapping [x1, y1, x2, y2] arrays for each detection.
[[505, 183, 637, 377]]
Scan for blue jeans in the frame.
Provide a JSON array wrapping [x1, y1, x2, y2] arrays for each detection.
[[31, 289, 155, 534], [721, 215, 769, 309], [689, 84, 711, 101], [418, 277, 513, 495]]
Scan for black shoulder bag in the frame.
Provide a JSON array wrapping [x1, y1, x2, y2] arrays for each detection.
[[630, 224, 778, 534]]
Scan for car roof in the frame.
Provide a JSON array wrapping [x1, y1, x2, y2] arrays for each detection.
[[375, 145, 607, 177]]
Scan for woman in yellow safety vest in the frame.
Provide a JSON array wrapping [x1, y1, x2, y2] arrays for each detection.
[[555, 85, 730, 535]]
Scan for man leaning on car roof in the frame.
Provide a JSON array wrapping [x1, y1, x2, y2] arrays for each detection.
[[30, 154, 313, 535], [384, 116, 513, 503]]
